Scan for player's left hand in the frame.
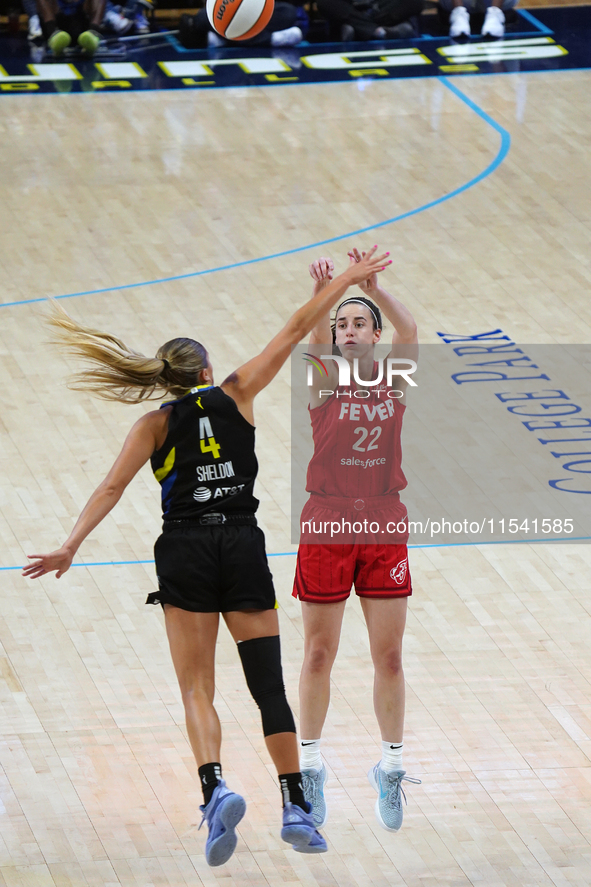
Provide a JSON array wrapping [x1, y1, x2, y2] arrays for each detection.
[[348, 247, 379, 294]]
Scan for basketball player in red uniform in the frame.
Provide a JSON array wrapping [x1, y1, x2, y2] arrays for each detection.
[[294, 250, 420, 833]]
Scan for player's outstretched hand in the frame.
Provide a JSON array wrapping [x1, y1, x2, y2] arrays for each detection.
[[345, 245, 390, 286], [309, 257, 334, 290], [348, 246, 381, 293], [23, 547, 74, 579]]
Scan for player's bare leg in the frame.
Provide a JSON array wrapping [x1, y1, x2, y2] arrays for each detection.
[[299, 600, 347, 739], [298, 600, 347, 827], [164, 606, 222, 765], [361, 596, 419, 831], [360, 596, 407, 744], [164, 606, 248, 865]]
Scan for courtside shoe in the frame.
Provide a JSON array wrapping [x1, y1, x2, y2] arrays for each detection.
[[104, 8, 133, 34], [78, 29, 101, 55], [449, 5, 470, 39], [48, 29, 71, 56], [368, 765, 421, 832], [134, 11, 150, 33], [481, 5, 505, 38], [281, 802, 328, 853], [28, 14, 42, 41], [198, 780, 246, 867], [270, 26, 303, 47], [301, 764, 328, 829]]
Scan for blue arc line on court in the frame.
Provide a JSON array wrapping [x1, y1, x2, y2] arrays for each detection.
[[0, 78, 510, 310], [6, 535, 591, 571]]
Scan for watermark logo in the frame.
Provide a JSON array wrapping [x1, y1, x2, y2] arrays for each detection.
[[302, 353, 329, 385], [304, 354, 417, 388]]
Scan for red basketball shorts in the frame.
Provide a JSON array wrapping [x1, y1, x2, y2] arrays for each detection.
[[293, 542, 412, 604]]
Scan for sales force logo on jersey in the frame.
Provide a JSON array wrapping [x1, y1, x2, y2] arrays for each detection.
[[390, 558, 408, 586]]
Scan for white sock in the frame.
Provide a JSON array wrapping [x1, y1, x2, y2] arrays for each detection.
[[381, 740, 403, 772], [300, 739, 322, 771]]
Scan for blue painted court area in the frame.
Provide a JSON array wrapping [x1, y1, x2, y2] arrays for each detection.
[[0, 6, 588, 94]]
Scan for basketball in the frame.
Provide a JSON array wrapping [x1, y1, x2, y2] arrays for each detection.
[[206, 0, 275, 40]]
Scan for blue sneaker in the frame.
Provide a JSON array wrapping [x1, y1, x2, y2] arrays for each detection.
[[368, 765, 421, 832], [301, 764, 328, 828], [198, 780, 246, 866], [281, 802, 328, 853]]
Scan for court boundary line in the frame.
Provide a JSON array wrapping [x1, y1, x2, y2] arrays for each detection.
[[6, 535, 590, 573], [0, 55, 583, 109], [0, 77, 510, 309]]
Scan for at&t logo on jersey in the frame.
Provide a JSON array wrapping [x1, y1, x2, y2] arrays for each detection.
[[390, 558, 408, 585], [193, 483, 245, 502]]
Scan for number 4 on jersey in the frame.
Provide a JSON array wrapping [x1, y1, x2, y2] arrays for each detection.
[[199, 416, 221, 459]]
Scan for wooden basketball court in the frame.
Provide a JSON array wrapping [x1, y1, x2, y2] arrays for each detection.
[[2, 50, 591, 887]]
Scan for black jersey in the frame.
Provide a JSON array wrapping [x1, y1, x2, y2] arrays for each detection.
[[150, 385, 259, 520]]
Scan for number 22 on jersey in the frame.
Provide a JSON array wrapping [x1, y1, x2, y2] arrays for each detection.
[[352, 426, 382, 452]]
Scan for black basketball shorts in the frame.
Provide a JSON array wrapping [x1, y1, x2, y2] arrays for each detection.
[[146, 524, 277, 613]]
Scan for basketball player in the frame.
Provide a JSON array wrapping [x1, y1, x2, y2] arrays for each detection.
[[294, 250, 420, 833], [22, 247, 390, 867]]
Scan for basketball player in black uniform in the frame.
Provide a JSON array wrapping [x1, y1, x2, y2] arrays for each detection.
[[23, 246, 390, 867]]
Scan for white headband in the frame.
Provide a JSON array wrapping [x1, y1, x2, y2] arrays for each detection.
[[336, 298, 381, 329]]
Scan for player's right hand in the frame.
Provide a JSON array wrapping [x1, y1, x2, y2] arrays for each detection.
[[309, 257, 334, 283], [22, 547, 74, 579]]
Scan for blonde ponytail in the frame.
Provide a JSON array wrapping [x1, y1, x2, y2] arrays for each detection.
[[47, 301, 208, 403]]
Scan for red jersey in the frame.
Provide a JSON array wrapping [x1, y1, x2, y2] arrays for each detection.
[[299, 372, 408, 545], [306, 384, 407, 499]]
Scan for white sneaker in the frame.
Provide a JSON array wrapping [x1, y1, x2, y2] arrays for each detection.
[[104, 8, 133, 34], [482, 5, 505, 37], [270, 26, 303, 47], [28, 14, 42, 41], [301, 765, 328, 829], [134, 11, 150, 34], [368, 765, 422, 832], [449, 5, 470, 39]]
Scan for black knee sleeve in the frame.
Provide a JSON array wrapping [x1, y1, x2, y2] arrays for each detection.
[[237, 635, 296, 737]]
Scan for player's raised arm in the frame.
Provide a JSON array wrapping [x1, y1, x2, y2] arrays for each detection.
[[348, 248, 417, 346], [221, 247, 391, 413], [308, 256, 334, 345]]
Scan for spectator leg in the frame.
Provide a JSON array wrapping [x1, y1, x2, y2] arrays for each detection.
[[36, 0, 59, 28], [84, 0, 107, 29], [375, 0, 424, 26], [317, 0, 376, 41]]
